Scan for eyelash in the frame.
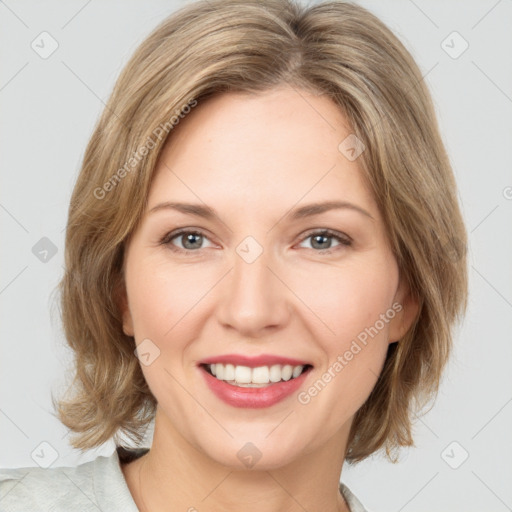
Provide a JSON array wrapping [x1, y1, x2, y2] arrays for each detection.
[[159, 228, 352, 256]]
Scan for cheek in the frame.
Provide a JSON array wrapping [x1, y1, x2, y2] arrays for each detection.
[[126, 255, 209, 340], [125, 259, 202, 403], [125, 256, 217, 398], [289, 255, 399, 343], [291, 257, 398, 405]]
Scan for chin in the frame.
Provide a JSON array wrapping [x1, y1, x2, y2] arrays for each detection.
[[196, 431, 307, 471], [214, 446, 299, 471]]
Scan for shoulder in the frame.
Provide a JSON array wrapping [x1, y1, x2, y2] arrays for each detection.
[[0, 448, 143, 512], [0, 457, 98, 512]]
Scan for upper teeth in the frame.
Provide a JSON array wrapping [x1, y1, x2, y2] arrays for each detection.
[[209, 363, 305, 385]]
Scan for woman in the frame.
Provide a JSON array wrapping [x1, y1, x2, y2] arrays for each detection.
[[0, 0, 468, 511]]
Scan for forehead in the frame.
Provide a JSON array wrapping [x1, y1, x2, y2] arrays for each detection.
[[148, 87, 377, 220]]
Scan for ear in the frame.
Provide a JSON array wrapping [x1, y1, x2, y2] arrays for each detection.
[[387, 276, 420, 343], [114, 276, 134, 337]]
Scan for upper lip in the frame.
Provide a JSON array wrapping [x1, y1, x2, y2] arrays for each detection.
[[199, 354, 312, 368]]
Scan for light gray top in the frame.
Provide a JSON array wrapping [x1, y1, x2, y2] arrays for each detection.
[[0, 447, 368, 511]]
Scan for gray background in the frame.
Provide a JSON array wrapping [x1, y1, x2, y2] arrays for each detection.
[[1, 1, 511, 511]]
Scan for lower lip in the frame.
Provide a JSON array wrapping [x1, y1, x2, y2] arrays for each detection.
[[199, 365, 312, 408]]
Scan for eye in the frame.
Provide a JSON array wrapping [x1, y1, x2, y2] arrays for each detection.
[[297, 229, 352, 254], [160, 228, 352, 255], [160, 229, 214, 253]]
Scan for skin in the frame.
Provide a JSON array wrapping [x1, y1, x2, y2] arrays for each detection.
[[119, 85, 419, 512]]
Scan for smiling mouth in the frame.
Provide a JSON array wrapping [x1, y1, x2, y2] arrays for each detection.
[[201, 363, 313, 388]]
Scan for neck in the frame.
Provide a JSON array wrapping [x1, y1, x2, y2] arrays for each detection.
[[122, 408, 352, 512]]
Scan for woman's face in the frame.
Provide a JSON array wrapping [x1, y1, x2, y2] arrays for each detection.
[[121, 86, 417, 469]]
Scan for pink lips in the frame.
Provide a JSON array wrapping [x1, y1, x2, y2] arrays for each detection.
[[198, 354, 313, 408]]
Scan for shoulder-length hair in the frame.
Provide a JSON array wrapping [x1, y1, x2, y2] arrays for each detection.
[[54, 0, 468, 463]]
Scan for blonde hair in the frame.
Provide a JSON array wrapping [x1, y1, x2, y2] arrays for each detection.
[[54, 0, 468, 463]]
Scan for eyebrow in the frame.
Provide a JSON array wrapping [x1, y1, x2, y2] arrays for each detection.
[[147, 200, 374, 221]]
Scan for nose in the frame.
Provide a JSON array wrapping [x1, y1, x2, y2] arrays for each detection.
[[215, 243, 292, 338]]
